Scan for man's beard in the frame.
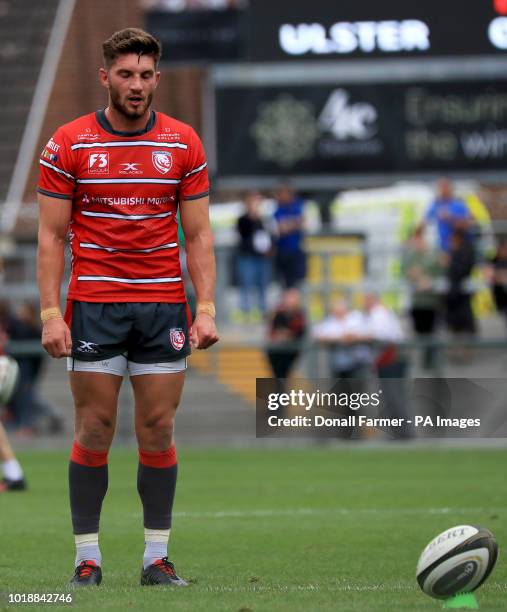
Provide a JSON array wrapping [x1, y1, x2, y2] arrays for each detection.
[[109, 87, 153, 120]]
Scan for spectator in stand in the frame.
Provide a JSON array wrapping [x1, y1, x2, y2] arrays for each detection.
[[312, 299, 370, 439], [445, 229, 477, 349], [485, 239, 507, 329], [362, 294, 405, 377], [362, 294, 413, 439], [312, 298, 371, 379], [401, 226, 445, 369], [422, 178, 474, 253], [235, 191, 272, 322], [265, 288, 306, 383], [273, 184, 306, 288]]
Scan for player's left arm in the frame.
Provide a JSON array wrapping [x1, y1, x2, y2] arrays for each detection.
[[179, 196, 219, 350]]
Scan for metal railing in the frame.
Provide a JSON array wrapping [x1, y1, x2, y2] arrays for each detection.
[[8, 334, 505, 378]]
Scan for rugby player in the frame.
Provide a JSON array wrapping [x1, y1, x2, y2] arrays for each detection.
[[0, 317, 26, 492], [0, 421, 26, 492], [37, 28, 218, 587]]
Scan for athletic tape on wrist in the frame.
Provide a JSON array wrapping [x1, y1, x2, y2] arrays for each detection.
[[196, 302, 216, 318], [40, 307, 63, 323]]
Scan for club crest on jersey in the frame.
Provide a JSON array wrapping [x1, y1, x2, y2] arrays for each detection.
[[152, 151, 172, 174], [88, 152, 109, 174], [169, 328, 185, 351]]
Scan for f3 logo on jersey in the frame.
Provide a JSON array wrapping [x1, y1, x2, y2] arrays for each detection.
[[88, 152, 110, 174], [152, 151, 172, 174]]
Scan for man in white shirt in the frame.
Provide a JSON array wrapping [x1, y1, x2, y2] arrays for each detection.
[[362, 294, 413, 439], [312, 299, 372, 379], [362, 294, 404, 345]]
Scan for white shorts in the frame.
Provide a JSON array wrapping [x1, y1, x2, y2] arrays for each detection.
[[67, 355, 187, 377]]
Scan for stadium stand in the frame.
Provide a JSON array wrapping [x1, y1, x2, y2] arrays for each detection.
[[0, 0, 59, 203]]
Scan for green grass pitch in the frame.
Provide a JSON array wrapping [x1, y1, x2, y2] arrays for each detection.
[[1, 447, 506, 611]]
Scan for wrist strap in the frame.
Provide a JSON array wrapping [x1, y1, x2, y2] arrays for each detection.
[[40, 307, 63, 323], [196, 301, 216, 319]]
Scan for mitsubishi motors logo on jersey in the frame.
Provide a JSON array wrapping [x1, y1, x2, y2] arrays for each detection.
[[88, 152, 109, 174], [170, 328, 185, 351], [152, 151, 173, 174]]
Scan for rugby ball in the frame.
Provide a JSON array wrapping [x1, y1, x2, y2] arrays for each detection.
[[416, 525, 498, 599], [0, 355, 19, 405]]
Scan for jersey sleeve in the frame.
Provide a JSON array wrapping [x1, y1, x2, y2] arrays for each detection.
[[180, 128, 209, 201], [37, 127, 76, 200]]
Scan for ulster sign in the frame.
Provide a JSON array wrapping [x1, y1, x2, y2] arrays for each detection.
[[247, 0, 507, 61]]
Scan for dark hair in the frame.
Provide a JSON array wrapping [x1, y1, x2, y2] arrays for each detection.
[[102, 28, 162, 68]]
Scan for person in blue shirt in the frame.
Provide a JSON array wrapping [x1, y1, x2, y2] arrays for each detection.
[[423, 178, 473, 253], [273, 184, 306, 287]]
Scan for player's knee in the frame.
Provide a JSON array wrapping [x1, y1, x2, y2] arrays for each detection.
[[77, 413, 115, 448], [138, 412, 174, 448]]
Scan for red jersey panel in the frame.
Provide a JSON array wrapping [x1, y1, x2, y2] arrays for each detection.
[[37, 110, 209, 302]]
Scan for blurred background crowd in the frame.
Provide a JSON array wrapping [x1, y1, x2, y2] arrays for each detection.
[[2, 0, 507, 440]]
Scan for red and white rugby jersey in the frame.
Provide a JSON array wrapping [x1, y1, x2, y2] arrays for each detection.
[[37, 110, 209, 303]]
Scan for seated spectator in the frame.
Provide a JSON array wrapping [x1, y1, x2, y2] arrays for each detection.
[[362, 293, 404, 369], [362, 294, 413, 439], [265, 288, 306, 382], [312, 299, 372, 378]]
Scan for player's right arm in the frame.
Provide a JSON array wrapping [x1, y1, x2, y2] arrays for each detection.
[[37, 194, 72, 358]]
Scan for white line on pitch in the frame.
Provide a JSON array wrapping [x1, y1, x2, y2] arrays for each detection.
[[169, 507, 505, 519], [195, 582, 507, 593], [197, 583, 417, 593]]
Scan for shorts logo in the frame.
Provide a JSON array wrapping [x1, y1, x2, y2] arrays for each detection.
[[169, 328, 185, 351], [88, 152, 109, 174], [77, 340, 100, 354], [152, 151, 172, 174]]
